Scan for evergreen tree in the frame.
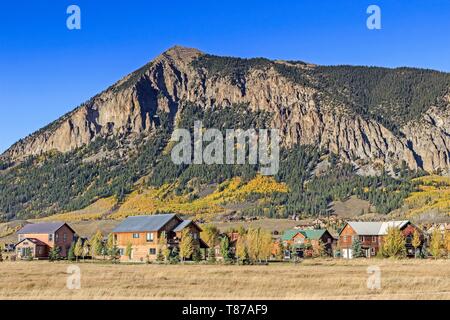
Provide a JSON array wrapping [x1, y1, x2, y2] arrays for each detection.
[[67, 243, 76, 261], [110, 245, 120, 263], [170, 247, 180, 264], [192, 246, 202, 263], [220, 236, 230, 262], [351, 239, 363, 258], [48, 246, 61, 262]]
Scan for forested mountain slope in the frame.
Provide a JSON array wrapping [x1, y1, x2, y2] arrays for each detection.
[[1, 46, 449, 221]]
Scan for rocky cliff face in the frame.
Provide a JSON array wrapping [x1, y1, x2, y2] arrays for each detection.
[[3, 46, 450, 174]]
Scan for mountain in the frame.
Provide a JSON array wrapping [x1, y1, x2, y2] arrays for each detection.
[[1, 46, 449, 221]]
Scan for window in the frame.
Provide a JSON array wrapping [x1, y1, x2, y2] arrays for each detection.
[[372, 236, 377, 243], [371, 247, 376, 256], [132, 233, 140, 239], [193, 233, 198, 240], [48, 234, 53, 242], [149, 248, 156, 255], [63, 233, 67, 242], [55, 234, 59, 241], [146, 233, 154, 242], [119, 248, 124, 256], [18, 234, 24, 241]]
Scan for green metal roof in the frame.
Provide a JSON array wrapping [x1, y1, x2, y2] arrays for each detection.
[[299, 229, 327, 240], [281, 229, 300, 241], [282, 229, 328, 241]]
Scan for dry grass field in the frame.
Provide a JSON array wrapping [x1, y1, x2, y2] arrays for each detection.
[[0, 259, 448, 300]]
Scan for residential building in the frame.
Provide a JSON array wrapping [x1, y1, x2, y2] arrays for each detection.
[[15, 222, 76, 259], [281, 229, 335, 258], [112, 214, 208, 262], [339, 220, 423, 259]]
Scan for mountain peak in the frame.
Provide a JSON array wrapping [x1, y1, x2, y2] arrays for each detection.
[[157, 45, 203, 63]]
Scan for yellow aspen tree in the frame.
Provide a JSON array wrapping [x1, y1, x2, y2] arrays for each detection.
[[382, 227, 406, 258], [430, 229, 443, 259], [74, 238, 83, 261], [179, 229, 194, 262], [411, 230, 421, 258]]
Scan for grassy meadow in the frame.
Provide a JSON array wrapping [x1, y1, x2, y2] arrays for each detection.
[[0, 259, 448, 300]]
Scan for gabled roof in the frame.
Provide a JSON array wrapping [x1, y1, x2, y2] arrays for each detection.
[[281, 229, 300, 241], [17, 222, 72, 235], [16, 238, 48, 247], [282, 229, 330, 241], [346, 222, 383, 236], [343, 221, 410, 236], [378, 221, 410, 235], [173, 220, 192, 232], [112, 214, 179, 233], [300, 229, 328, 240]]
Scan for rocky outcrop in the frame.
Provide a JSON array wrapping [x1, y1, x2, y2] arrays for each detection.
[[3, 46, 450, 174]]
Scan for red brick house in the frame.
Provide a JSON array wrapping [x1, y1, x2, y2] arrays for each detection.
[[339, 220, 424, 259], [16, 222, 77, 259]]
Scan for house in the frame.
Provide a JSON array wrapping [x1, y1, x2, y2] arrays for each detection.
[[15, 222, 77, 259], [214, 232, 240, 260], [339, 220, 424, 259], [281, 229, 335, 258], [112, 214, 208, 262]]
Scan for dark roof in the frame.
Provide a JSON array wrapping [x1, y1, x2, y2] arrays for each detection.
[[173, 220, 192, 232], [112, 214, 179, 233], [17, 222, 69, 235], [16, 238, 49, 246]]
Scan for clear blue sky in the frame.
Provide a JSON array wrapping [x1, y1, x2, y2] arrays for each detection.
[[1, 0, 449, 153]]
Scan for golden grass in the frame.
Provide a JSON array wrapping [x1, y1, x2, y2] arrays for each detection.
[[0, 259, 448, 300]]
